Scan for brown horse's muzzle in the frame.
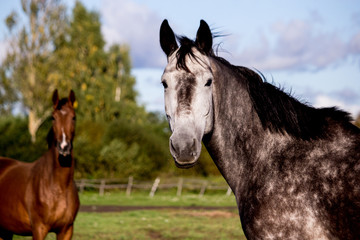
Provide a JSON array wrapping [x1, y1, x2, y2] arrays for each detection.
[[57, 141, 72, 156]]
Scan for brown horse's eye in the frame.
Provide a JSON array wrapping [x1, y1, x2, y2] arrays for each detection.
[[51, 116, 55, 120], [72, 116, 76, 121]]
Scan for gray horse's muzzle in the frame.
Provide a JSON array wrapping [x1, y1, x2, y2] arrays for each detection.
[[169, 131, 201, 168]]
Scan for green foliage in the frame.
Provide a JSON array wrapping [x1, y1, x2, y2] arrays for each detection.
[[0, 116, 49, 161], [73, 120, 105, 178], [99, 116, 171, 179], [5, 11, 17, 33], [71, 109, 172, 179], [1, 0, 68, 141], [61, 2, 176, 179], [0, 0, 221, 179], [0, 68, 17, 115]]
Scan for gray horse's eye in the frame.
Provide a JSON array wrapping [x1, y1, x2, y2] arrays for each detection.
[[162, 81, 168, 89], [205, 79, 212, 87]]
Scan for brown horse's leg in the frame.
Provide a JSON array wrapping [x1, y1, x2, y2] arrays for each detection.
[[31, 224, 48, 240], [56, 225, 73, 240]]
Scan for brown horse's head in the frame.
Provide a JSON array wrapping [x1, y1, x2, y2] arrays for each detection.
[[50, 90, 76, 157]]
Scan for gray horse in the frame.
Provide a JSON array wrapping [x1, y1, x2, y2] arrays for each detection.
[[160, 19, 360, 239]]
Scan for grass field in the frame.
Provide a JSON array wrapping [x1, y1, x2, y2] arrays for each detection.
[[14, 191, 245, 239], [79, 190, 238, 207]]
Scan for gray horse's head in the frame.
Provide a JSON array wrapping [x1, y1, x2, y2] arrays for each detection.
[[160, 20, 214, 168]]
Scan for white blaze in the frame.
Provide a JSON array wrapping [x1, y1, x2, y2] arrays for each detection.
[[60, 128, 67, 149]]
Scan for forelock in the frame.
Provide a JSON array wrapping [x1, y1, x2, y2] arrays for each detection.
[[56, 98, 69, 110], [175, 36, 212, 73]]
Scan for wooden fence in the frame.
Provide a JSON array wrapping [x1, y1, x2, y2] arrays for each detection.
[[75, 177, 233, 197]]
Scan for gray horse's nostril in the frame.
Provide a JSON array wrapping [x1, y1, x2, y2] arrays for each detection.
[[190, 139, 197, 156], [191, 138, 196, 152], [170, 139, 178, 156]]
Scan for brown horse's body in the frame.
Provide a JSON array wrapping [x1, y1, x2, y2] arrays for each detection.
[[0, 90, 79, 240]]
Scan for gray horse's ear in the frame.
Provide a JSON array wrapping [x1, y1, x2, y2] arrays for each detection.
[[160, 19, 178, 57], [52, 89, 59, 109], [195, 20, 213, 54]]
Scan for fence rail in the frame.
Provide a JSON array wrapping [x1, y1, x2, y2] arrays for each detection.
[[75, 177, 233, 197]]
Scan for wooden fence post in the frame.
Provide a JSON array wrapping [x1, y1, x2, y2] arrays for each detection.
[[177, 178, 183, 196], [226, 186, 232, 196], [79, 179, 85, 193], [126, 176, 133, 196], [99, 179, 106, 196], [149, 177, 160, 197], [74, 177, 231, 197], [199, 181, 207, 197]]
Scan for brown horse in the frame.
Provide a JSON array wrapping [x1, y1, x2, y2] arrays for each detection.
[[0, 90, 79, 240]]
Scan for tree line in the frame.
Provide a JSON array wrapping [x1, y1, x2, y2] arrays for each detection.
[[0, 0, 220, 179]]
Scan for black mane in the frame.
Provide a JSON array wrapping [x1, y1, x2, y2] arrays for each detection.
[[176, 36, 210, 72], [46, 128, 54, 149], [174, 37, 353, 140], [55, 98, 69, 110], [241, 66, 352, 140]]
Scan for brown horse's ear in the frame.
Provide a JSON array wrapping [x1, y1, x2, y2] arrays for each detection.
[[160, 19, 178, 57], [52, 89, 59, 109], [68, 90, 75, 106], [195, 20, 213, 55]]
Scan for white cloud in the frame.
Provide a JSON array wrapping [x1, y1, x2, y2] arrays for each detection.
[[333, 88, 360, 104], [314, 94, 360, 118], [101, 0, 166, 68], [98, 4, 360, 72], [272, 20, 348, 70], [226, 16, 359, 72], [349, 32, 360, 54]]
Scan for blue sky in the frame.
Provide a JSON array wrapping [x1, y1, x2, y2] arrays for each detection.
[[1, 0, 359, 117]]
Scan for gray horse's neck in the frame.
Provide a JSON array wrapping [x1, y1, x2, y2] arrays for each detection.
[[201, 57, 360, 240], [203, 59, 270, 205]]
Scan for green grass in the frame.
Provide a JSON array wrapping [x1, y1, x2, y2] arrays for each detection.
[[14, 191, 244, 239], [79, 190, 237, 207], [15, 210, 245, 240], [73, 210, 245, 240]]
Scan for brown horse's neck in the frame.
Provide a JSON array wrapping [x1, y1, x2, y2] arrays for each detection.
[[34, 145, 75, 189]]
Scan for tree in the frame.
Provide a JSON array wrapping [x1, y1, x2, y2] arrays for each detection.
[[0, 68, 17, 115], [51, 1, 138, 122], [2, 0, 67, 142]]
